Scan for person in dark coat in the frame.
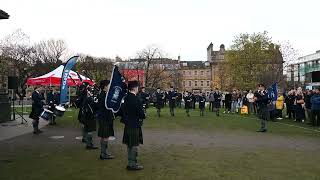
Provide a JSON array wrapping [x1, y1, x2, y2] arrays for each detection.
[[97, 80, 115, 159], [167, 86, 177, 116], [47, 88, 59, 125], [138, 87, 150, 113], [199, 92, 206, 116], [224, 92, 232, 113], [81, 85, 98, 150], [176, 92, 182, 108], [76, 82, 89, 143], [155, 88, 165, 117], [311, 88, 320, 126], [254, 84, 270, 132], [191, 93, 197, 109], [286, 90, 296, 119], [295, 89, 305, 122], [184, 91, 192, 116], [29, 86, 45, 134], [213, 89, 222, 116], [122, 81, 146, 171], [304, 90, 313, 124]]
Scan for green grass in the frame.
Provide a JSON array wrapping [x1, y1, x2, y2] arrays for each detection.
[[14, 105, 320, 137], [1, 143, 320, 180], [2, 106, 320, 180]]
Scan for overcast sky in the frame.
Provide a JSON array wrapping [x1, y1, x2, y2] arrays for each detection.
[[1, 0, 319, 61]]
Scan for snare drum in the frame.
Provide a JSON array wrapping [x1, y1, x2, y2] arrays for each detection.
[[54, 105, 66, 117], [40, 109, 54, 121]]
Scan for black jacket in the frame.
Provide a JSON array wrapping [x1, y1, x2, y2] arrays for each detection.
[[167, 91, 177, 107], [96, 91, 114, 124], [123, 92, 146, 128], [29, 91, 44, 119]]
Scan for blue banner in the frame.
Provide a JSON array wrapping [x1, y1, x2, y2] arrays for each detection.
[[268, 83, 278, 101], [59, 56, 78, 104], [105, 65, 126, 113]]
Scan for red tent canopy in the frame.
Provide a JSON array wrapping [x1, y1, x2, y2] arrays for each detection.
[[26, 65, 94, 86]]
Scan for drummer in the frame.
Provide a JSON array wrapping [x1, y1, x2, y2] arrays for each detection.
[[47, 88, 59, 125], [29, 86, 45, 134]]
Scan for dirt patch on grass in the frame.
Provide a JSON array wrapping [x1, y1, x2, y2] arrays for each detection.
[[1, 126, 319, 152]]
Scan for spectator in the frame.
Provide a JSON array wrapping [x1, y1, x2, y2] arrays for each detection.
[[311, 88, 320, 126], [246, 90, 255, 115], [275, 92, 284, 120]]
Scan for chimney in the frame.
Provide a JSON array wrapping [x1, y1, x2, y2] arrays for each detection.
[[178, 55, 181, 61]]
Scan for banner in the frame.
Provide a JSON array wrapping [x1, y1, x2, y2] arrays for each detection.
[[60, 56, 78, 104], [268, 83, 278, 101], [105, 65, 126, 113]]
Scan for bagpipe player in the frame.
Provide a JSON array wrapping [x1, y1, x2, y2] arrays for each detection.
[[80, 84, 98, 149], [96, 80, 116, 160], [122, 80, 146, 171]]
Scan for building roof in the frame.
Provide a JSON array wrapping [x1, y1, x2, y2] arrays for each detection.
[[0, 10, 9, 19], [180, 61, 211, 69]]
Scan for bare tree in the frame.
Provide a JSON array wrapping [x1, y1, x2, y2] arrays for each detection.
[[135, 45, 163, 87]]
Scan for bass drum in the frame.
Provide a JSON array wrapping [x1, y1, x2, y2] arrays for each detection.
[[40, 109, 54, 121], [54, 105, 66, 117]]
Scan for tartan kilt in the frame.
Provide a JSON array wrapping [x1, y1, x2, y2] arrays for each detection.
[[97, 118, 114, 138], [213, 102, 221, 108], [122, 126, 143, 147]]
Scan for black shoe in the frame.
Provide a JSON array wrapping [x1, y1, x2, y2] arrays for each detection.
[[256, 129, 267, 133], [126, 165, 144, 171], [100, 154, 115, 160], [86, 145, 98, 150]]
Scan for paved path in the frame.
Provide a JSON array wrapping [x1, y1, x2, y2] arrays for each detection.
[[0, 115, 48, 141]]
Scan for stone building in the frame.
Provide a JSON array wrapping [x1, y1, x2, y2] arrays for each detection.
[[207, 43, 229, 90], [179, 61, 211, 93]]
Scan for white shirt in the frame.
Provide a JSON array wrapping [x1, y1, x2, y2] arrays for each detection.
[[246, 93, 255, 103]]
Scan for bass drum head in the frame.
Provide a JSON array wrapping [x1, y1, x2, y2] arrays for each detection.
[[54, 106, 66, 117], [40, 109, 53, 121]]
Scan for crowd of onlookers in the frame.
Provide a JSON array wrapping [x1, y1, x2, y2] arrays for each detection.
[[142, 87, 320, 127]]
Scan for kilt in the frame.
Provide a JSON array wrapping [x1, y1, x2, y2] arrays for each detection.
[[97, 118, 114, 138], [213, 101, 221, 108], [84, 118, 96, 132], [122, 126, 143, 147]]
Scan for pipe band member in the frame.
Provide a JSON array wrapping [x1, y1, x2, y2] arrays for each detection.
[[199, 92, 206, 116], [155, 87, 164, 117], [29, 86, 44, 134], [168, 86, 177, 117], [81, 85, 98, 150], [122, 80, 145, 171], [254, 84, 270, 133], [184, 91, 192, 117], [97, 80, 115, 160]]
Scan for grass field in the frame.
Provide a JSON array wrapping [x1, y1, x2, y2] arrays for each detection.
[[1, 106, 320, 180]]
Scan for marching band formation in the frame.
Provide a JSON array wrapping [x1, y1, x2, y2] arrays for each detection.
[[31, 75, 315, 171]]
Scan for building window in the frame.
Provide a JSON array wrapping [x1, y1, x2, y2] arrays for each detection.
[[183, 71, 185, 75], [194, 71, 197, 75], [207, 81, 210, 86], [201, 81, 203, 86], [188, 71, 191, 75], [207, 70, 210, 75], [195, 81, 197, 87], [189, 81, 191, 86], [183, 81, 185, 87], [200, 71, 203, 75]]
